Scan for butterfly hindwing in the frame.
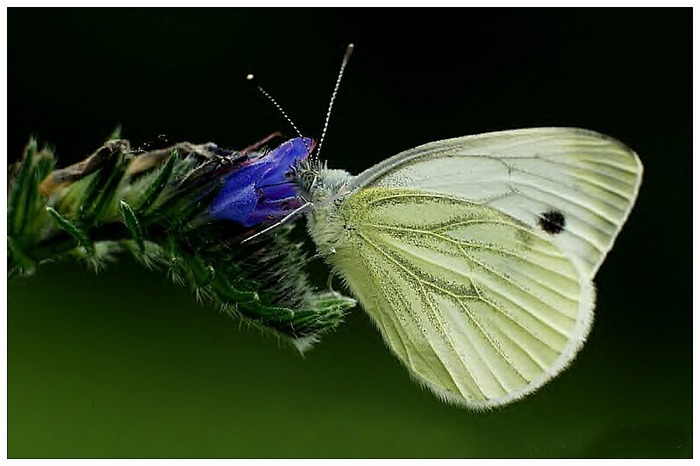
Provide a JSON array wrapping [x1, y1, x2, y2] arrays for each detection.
[[330, 187, 593, 408]]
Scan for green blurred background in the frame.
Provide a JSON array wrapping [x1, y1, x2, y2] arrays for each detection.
[[8, 8, 691, 458]]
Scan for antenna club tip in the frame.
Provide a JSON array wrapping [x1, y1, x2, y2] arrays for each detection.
[[246, 74, 255, 81], [343, 43, 355, 61]]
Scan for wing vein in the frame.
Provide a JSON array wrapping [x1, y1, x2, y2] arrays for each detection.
[[365, 222, 579, 302], [358, 231, 487, 399]]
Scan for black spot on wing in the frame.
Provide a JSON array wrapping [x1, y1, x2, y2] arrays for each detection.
[[538, 210, 566, 235]]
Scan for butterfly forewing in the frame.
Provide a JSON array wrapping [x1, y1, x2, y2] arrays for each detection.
[[350, 128, 643, 278]]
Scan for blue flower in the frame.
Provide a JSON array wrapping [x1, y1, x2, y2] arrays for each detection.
[[209, 137, 312, 227]]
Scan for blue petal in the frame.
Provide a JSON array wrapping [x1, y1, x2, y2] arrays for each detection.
[[209, 137, 312, 227], [258, 138, 312, 187], [209, 183, 257, 225], [260, 183, 299, 202]]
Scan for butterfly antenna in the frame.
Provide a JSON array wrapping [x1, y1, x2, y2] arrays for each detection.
[[240, 200, 314, 245], [246, 74, 312, 155], [315, 43, 354, 162]]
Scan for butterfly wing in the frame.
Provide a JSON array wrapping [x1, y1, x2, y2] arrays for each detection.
[[324, 128, 641, 408]]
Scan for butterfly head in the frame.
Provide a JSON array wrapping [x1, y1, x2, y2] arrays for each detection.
[[294, 157, 352, 206], [292, 158, 353, 257]]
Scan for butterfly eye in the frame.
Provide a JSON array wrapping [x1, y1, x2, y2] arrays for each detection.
[[298, 170, 319, 194]]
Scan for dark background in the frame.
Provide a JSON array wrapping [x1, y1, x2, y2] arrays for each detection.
[[8, 8, 691, 458]]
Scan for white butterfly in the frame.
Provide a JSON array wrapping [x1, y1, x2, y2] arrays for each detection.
[[296, 127, 642, 409]]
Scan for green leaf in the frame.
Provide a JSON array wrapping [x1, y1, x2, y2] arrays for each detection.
[[215, 277, 260, 303], [8, 139, 37, 237], [78, 147, 121, 224], [22, 168, 40, 236], [34, 147, 56, 183], [106, 125, 122, 141], [135, 149, 177, 215], [46, 207, 94, 254], [87, 152, 131, 223], [185, 253, 215, 288], [119, 200, 145, 253]]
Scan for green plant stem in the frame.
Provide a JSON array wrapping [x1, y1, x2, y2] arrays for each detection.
[[8, 137, 356, 349]]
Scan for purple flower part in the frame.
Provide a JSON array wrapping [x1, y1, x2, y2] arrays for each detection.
[[209, 137, 312, 227], [258, 138, 310, 185], [209, 184, 258, 226], [259, 183, 299, 202]]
